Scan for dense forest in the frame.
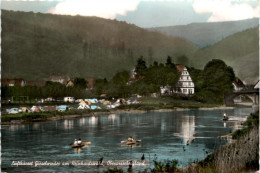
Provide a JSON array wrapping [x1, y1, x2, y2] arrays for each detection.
[[1, 10, 258, 83]]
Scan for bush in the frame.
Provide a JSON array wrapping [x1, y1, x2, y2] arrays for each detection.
[[232, 111, 259, 139], [152, 159, 178, 172], [103, 168, 123, 173]]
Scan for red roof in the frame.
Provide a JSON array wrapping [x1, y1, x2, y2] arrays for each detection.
[[176, 65, 185, 73]]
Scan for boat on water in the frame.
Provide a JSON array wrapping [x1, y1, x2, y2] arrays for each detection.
[[223, 117, 229, 121], [223, 113, 229, 121], [71, 141, 91, 148], [121, 136, 142, 145], [121, 139, 142, 145]]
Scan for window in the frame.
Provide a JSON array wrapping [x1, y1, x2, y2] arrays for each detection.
[[183, 89, 187, 93], [189, 89, 193, 94]]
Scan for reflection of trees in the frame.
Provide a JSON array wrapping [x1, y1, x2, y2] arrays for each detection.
[[174, 116, 195, 145]]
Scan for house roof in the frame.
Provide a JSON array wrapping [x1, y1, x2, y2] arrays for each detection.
[[233, 77, 245, 87], [176, 64, 185, 73], [1, 78, 25, 86]]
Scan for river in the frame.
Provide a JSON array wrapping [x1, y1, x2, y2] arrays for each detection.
[[1, 107, 253, 172]]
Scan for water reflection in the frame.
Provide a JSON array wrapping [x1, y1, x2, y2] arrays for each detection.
[[79, 118, 86, 126], [222, 115, 247, 131], [32, 123, 40, 130], [89, 116, 98, 125], [9, 124, 25, 131], [108, 114, 118, 123], [64, 119, 74, 129], [174, 115, 195, 145], [2, 107, 253, 172]]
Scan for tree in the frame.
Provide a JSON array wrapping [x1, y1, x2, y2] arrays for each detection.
[[135, 56, 147, 75], [111, 70, 130, 85], [177, 55, 189, 65], [74, 77, 87, 89], [165, 56, 175, 68], [153, 61, 158, 67]]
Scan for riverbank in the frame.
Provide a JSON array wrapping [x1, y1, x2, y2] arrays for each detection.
[[180, 111, 259, 173], [1, 104, 234, 125]]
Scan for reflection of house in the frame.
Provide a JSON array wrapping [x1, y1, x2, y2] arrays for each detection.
[[2, 78, 26, 87], [175, 65, 195, 95], [174, 115, 195, 145], [232, 77, 245, 91], [45, 75, 69, 85]]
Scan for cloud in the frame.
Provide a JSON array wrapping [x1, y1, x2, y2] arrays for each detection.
[[192, 0, 260, 22], [47, 0, 141, 19]]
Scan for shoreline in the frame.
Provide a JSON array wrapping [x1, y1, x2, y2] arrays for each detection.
[[1, 106, 235, 126]]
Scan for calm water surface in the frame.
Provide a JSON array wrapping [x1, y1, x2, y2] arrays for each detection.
[[2, 107, 253, 172]]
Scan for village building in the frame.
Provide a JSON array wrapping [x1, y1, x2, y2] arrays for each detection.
[[66, 79, 75, 87], [1, 78, 26, 87], [175, 65, 195, 95], [159, 65, 195, 95], [45, 75, 69, 85], [160, 85, 174, 95], [232, 77, 245, 91]]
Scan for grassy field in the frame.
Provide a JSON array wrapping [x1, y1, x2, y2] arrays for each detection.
[[1, 109, 109, 122]]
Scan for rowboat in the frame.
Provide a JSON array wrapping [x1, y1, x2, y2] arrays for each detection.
[[120, 139, 142, 145], [223, 117, 229, 121], [71, 141, 91, 148]]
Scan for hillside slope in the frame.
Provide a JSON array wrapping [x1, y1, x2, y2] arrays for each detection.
[[1, 10, 198, 80], [193, 28, 259, 83], [1, 10, 258, 83], [148, 18, 259, 48]]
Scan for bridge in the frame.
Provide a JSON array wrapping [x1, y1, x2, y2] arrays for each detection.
[[224, 90, 259, 106]]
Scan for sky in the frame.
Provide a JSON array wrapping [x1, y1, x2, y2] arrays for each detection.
[[1, 0, 259, 28]]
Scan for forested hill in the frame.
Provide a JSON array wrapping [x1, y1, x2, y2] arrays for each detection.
[[193, 27, 259, 83], [1, 10, 198, 80], [148, 18, 259, 48], [2, 10, 259, 83]]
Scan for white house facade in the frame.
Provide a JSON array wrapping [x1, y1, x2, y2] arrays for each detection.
[[160, 66, 195, 95], [175, 66, 195, 95]]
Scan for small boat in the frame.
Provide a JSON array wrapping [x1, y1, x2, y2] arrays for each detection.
[[71, 141, 91, 148], [120, 139, 142, 145], [223, 117, 229, 121], [223, 113, 229, 121]]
